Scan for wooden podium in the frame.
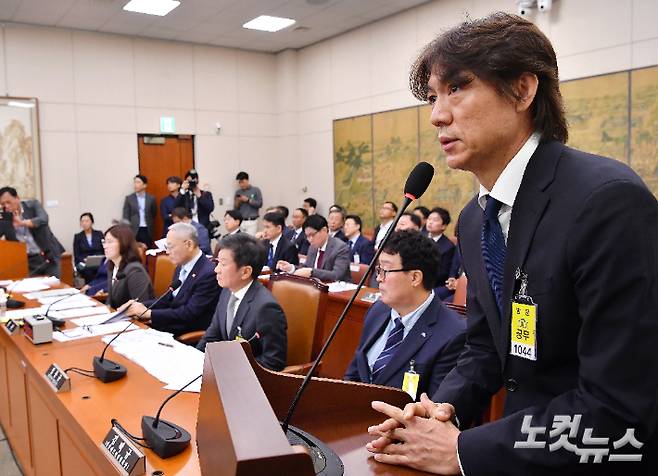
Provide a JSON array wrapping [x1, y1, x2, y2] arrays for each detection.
[[197, 341, 429, 476], [0, 240, 28, 280]]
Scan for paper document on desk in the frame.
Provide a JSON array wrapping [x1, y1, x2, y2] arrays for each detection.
[[1, 306, 46, 322], [145, 238, 168, 256], [328, 281, 359, 293], [101, 328, 204, 393], [72, 311, 124, 327], [53, 322, 138, 342], [24, 288, 79, 300], [38, 293, 97, 308], [49, 306, 110, 320], [7, 277, 59, 293]]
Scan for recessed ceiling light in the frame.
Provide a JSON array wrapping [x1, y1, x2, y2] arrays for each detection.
[[123, 0, 180, 17], [242, 15, 296, 33]]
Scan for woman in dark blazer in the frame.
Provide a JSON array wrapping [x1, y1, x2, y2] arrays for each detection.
[[73, 212, 105, 283], [103, 224, 153, 309]]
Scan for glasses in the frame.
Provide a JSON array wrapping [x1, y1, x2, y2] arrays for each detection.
[[375, 265, 412, 281], [101, 239, 117, 246]]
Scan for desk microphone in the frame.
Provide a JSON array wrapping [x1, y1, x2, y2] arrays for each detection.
[[42, 291, 79, 329], [141, 373, 201, 458], [2, 280, 26, 309], [280, 161, 435, 434], [93, 279, 181, 383]]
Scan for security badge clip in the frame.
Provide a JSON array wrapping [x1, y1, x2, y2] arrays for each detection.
[[402, 360, 420, 400], [510, 268, 538, 361]]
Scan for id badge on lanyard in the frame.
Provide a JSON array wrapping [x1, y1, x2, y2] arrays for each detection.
[[510, 269, 538, 361]]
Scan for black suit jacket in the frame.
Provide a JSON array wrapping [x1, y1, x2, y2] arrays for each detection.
[[263, 236, 299, 270], [20, 200, 65, 261], [73, 229, 104, 264], [148, 255, 220, 336], [349, 234, 375, 264], [122, 192, 157, 236], [291, 229, 310, 255], [107, 261, 153, 309], [198, 281, 287, 371], [345, 293, 465, 398], [175, 190, 214, 228], [430, 234, 456, 286], [434, 141, 658, 475]]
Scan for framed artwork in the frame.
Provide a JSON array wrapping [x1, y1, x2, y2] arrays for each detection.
[[0, 97, 41, 200]]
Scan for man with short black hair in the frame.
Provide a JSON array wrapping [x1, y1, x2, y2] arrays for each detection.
[[171, 207, 211, 255], [291, 207, 310, 255], [122, 174, 157, 246], [160, 176, 182, 237], [303, 197, 317, 215], [278, 214, 351, 282], [345, 230, 465, 398], [175, 169, 215, 230], [199, 233, 287, 371], [373, 201, 398, 250], [396, 212, 421, 231], [0, 186, 64, 277], [343, 214, 374, 264], [234, 171, 262, 236], [426, 207, 455, 287], [223, 210, 242, 235], [413, 205, 430, 233], [261, 211, 298, 271]]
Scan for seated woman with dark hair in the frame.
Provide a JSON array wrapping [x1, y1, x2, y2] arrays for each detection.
[[73, 212, 105, 283], [103, 224, 153, 308]]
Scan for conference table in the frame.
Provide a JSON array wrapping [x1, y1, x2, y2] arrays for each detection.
[[0, 282, 431, 476]]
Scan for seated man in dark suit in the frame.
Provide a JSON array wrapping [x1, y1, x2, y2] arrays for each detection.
[[328, 209, 348, 242], [171, 206, 211, 255], [125, 222, 220, 337], [198, 233, 287, 371], [290, 207, 310, 255], [278, 214, 352, 283], [426, 207, 456, 285], [343, 214, 375, 264], [261, 211, 298, 271], [345, 230, 465, 399], [0, 186, 65, 277]]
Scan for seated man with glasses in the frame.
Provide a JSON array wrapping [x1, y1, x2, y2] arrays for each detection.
[[123, 222, 220, 337], [344, 230, 466, 399]]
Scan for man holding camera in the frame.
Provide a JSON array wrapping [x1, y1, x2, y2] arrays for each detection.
[[175, 169, 215, 232], [234, 171, 262, 236]]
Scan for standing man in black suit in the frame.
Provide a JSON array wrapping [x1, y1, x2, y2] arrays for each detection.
[[176, 169, 215, 231], [0, 186, 65, 277], [426, 207, 456, 286], [261, 211, 298, 271], [122, 174, 157, 247], [198, 233, 287, 371], [290, 207, 310, 255], [366, 12, 658, 475]]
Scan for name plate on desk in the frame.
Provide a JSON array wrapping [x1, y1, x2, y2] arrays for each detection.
[[4, 319, 19, 335], [101, 426, 145, 476], [44, 364, 70, 393]]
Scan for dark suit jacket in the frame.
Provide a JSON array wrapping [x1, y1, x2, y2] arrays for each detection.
[[175, 190, 214, 228], [436, 247, 462, 301], [331, 229, 348, 242], [434, 141, 658, 475], [263, 235, 299, 270], [160, 195, 178, 238], [430, 234, 456, 286], [283, 226, 295, 241], [191, 220, 211, 255], [303, 236, 352, 282], [348, 234, 375, 264], [73, 229, 104, 264], [122, 192, 157, 236], [20, 199, 65, 261], [291, 229, 310, 255], [148, 255, 220, 336], [107, 261, 153, 308], [345, 293, 466, 398], [197, 280, 287, 371]]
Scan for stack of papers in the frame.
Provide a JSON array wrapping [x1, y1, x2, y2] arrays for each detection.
[[5, 277, 60, 293], [102, 328, 204, 393], [53, 322, 139, 342], [24, 288, 79, 300], [1, 306, 46, 323], [328, 281, 359, 293], [49, 306, 110, 320]]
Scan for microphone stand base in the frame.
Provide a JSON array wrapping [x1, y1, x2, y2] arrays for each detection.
[[284, 424, 344, 476], [93, 356, 127, 383], [141, 416, 191, 458]]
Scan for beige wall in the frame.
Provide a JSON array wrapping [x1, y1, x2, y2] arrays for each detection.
[[0, 0, 656, 249]]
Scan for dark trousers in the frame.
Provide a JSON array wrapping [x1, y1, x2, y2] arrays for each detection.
[[136, 227, 153, 248], [28, 253, 61, 278]]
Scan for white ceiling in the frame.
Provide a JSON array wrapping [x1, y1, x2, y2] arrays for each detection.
[[0, 0, 432, 53]]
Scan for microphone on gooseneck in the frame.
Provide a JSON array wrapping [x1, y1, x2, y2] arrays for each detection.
[[42, 292, 80, 329], [280, 161, 435, 434], [92, 279, 182, 383]]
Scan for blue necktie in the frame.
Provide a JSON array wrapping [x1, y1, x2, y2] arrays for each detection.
[[267, 243, 274, 268], [371, 318, 405, 380], [481, 196, 507, 316]]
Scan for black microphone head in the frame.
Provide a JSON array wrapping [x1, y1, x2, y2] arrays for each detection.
[[404, 161, 434, 200], [170, 279, 182, 291]]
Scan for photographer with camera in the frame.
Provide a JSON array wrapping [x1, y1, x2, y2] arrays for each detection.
[[175, 169, 215, 233]]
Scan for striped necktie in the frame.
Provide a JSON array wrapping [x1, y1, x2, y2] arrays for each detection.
[[481, 196, 507, 316], [267, 243, 274, 268], [371, 318, 405, 380]]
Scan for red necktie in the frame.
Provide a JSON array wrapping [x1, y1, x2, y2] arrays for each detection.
[[317, 250, 325, 269]]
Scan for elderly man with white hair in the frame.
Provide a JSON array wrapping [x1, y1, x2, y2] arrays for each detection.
[[124, 222, 220, 336]]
